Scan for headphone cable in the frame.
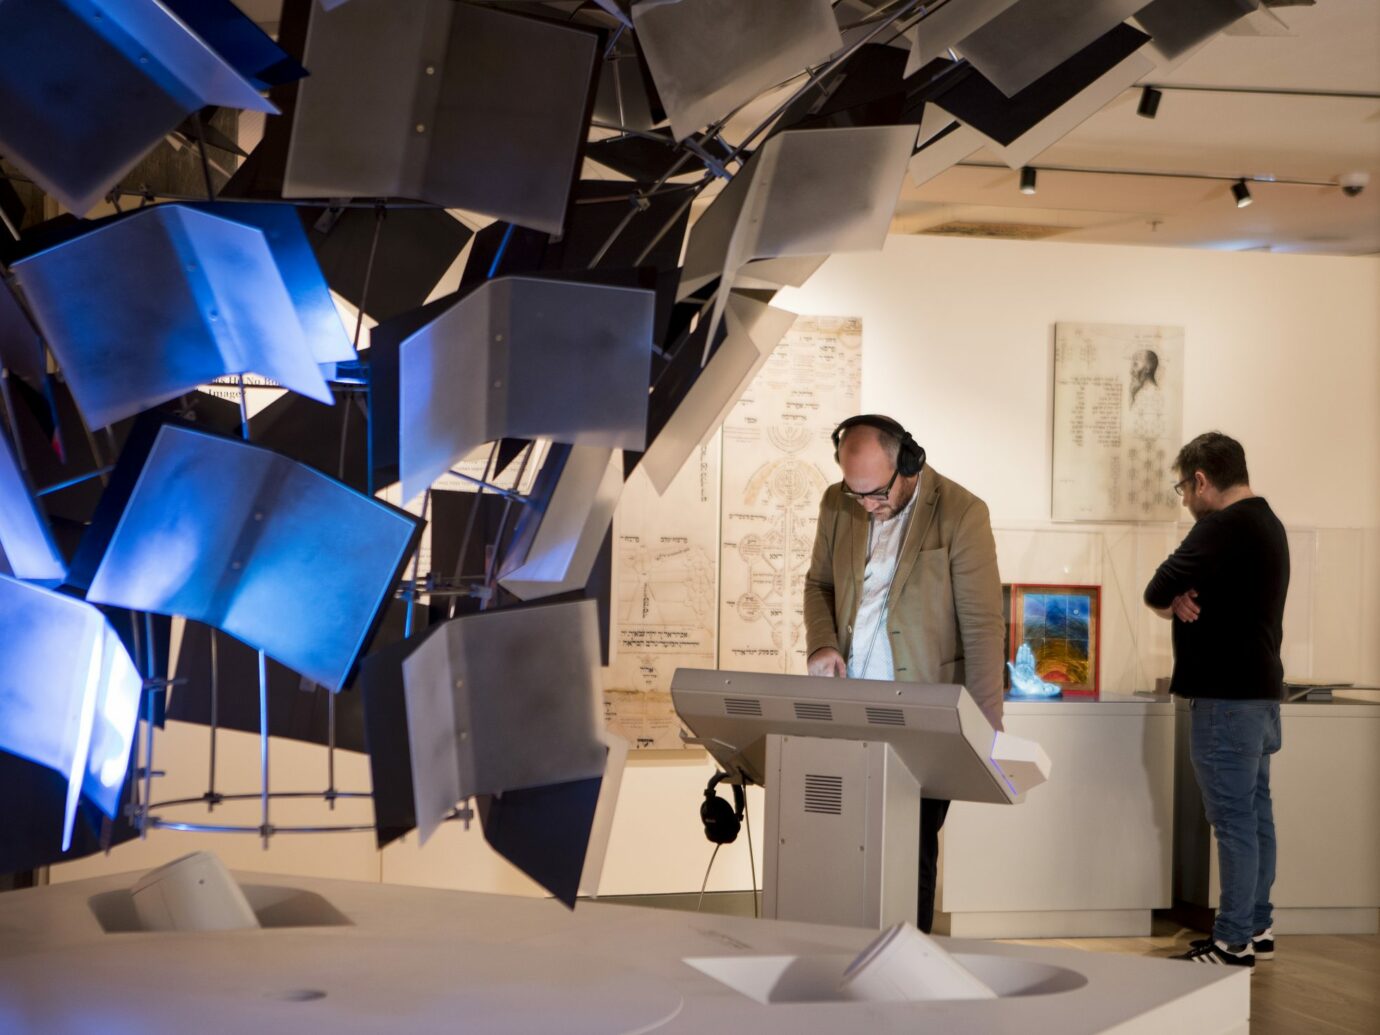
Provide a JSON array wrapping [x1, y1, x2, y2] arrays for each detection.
[[744, 793, 758, 918], [695, 843, 721, 912]]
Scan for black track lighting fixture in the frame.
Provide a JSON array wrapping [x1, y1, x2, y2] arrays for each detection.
[[1137, 86, 1162, 119], [1019, 166, 1037, 195], [1231, 179, 1253, 208]]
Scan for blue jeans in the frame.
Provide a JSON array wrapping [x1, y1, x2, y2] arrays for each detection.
[[1189, 697, 1282, 945]]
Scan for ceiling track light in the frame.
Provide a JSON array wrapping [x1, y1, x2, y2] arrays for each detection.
[[1019, 166, 1037, 195], [1231, 179, 1253, 208], [1136, 86, 1162, 119]]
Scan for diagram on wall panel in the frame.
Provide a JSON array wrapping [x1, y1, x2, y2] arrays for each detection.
[[1051, 323, 1184, 522], [719, 315, 862, 674], [602, 437, 720, 750]]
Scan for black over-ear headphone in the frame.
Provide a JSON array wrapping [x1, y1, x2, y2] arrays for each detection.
[[701, 771, 746, 845], [831, 414, 926, 477]]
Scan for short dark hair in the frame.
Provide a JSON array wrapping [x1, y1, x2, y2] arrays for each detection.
[[1175, 432, 1249, 490]]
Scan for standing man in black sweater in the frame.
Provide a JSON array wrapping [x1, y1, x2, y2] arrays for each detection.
[[1144, 432, 1289, 969]]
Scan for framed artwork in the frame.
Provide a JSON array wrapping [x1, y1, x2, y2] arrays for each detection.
[[1008, 584, 1101, 696]]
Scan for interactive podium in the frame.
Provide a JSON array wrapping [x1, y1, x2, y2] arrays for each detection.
[[672, 669, 1051, 929]]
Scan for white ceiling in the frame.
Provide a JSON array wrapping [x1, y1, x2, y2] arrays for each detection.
[[896, 0, 1380, 254]]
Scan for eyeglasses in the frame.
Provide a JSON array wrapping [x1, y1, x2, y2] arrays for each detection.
[[1173, 476, 1194, 497], [842, 468, 899, 502]]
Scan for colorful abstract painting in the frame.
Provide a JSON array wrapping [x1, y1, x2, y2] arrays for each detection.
[[1008, 584, 1101, 696]]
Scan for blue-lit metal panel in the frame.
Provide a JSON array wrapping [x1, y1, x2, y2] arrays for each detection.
[[85, 425, 422, 691], [403, 599, 608, 843], [0, 576, 142, 850], [12, 205, 336, 430], [190, 203, 356, 367], [0, 279, 45, 387], [0, 429, 66, 585], [0, 0, 276, 215], [399, 276, 653, 500]]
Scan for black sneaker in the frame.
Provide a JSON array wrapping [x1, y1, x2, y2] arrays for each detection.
[[1172, 939, 1255, 967], [1190, 928, 1274, 961]]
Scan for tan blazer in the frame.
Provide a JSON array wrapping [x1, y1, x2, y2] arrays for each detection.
[[803, 465, 1005, 730]]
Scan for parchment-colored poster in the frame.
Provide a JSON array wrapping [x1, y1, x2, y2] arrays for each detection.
[[1052, 323, 1184, 522], [602, 437, 720, 749], [719, 315, 862, 673]]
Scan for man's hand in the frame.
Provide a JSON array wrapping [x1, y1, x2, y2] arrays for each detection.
[[1171, 589, 1201, 623], [807, 646, 847, 677]]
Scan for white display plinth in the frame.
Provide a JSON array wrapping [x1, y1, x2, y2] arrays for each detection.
[[1174, 693, 1380, 935], [940, 695, 1175, 939], [0, 869, 1250, 1034]]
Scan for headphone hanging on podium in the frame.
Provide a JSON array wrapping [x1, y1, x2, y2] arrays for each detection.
[[700, 771, 746, 845], [831, 414, 926, 477]]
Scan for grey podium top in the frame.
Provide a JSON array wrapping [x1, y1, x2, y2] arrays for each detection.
[[672, 668, 1049, 805]]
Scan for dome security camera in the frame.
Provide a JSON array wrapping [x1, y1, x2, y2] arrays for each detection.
[[1340, 172, 1369, 198]]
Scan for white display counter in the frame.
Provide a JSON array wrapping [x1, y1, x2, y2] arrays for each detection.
[[1174, 692, 1380, 934], [0, 868, 1249, 1034], [939, 695, 1175, 939]]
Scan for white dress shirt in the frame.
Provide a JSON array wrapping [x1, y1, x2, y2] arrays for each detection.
[[847, 488, 918, 680]]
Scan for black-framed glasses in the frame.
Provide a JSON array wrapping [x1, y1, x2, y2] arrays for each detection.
[[842, 468, 899, 502], [1173, 476, 1194, 497]]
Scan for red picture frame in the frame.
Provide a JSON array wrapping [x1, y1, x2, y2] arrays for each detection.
[[1007, 583, 1102, 697]]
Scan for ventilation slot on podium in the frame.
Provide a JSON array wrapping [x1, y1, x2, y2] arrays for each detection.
[[865, 706, 906, 726], [803, 774, 843, 815], [793, 701, 833, 722], [723, 697, 763, 717]]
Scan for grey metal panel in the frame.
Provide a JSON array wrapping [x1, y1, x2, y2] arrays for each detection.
[[398, 276, 653, 500], [403, 599, 608, 843], [904, 0, 1023, 74], [86, 425, 421, 691], [983, 51, 1153, 169], [498, 447, 624, 600], [908, 123, 985, 187], [286, 0, 598, 234], [0, 576, 142, 850], [285, 0, 448, 200], [632, 0, 843, 141], [0, 0, 276, 215], [639, 293, 796, 495], [11, 205, 333, 430], [1134, 0, 1259, 60], [423, 3, 600, 234], [0, 429, 66, 585], [680, 125, 915, 341], [955, 0, 1152, 98]]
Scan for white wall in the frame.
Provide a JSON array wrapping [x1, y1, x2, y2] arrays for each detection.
[[53, 235, 1380, 897]]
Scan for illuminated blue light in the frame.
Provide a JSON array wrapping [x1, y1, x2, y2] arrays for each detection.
[[0, 576, 142, 850], [0, 429, 66, 584], [86, 425, 421, 691]]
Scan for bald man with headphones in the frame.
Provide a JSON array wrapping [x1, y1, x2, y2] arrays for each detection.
[[804, 414, 1004, 933]]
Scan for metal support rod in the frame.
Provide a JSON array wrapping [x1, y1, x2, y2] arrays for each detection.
[[403, 488, 431, 639], [258, 649, 270, 849], [444, 467, 526, 502], [190, 110, 217, 203], [237, 375, 249, 441], [352, 205, 386, 351], [139, 614, 156, 840], [326, 687, 337, 811], [448, 441, 500, 619], [207, 628, 219, 812], [34, 466, 115, 496]]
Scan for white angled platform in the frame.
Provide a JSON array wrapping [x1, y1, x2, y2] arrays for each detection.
[[0, 869, 1247, 1035]]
